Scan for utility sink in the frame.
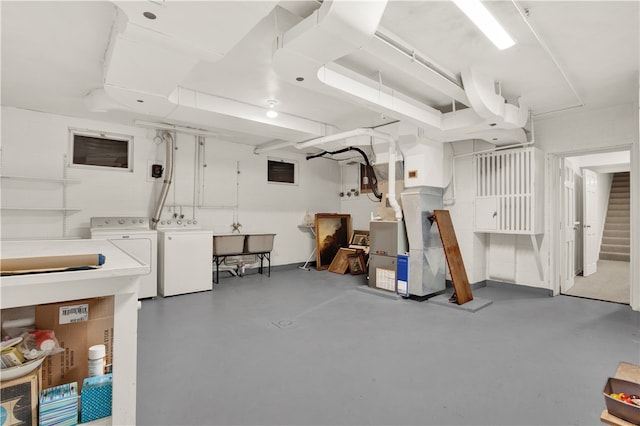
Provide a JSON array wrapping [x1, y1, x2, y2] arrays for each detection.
[[244, 234, 275, 253], [212, 234, 245, 255]]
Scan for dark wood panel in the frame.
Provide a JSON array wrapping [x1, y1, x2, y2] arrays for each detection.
[[433, 209, 473, 304]]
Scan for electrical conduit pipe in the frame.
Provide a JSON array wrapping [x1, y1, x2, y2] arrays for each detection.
[[296, 127, 403, 221]]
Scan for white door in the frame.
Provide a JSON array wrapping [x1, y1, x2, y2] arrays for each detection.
[[582, 168, 599, 276], [574, 173, 584, 275], [561, 159, 577, 292]]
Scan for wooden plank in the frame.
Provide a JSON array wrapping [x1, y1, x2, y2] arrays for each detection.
[[433, 210, 473, 305]]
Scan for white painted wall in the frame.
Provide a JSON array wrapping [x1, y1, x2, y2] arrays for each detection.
[[1, 107, 158, 239], [536, 104, 638, 153], [445, 140, 490, 284], [0, 106, 341, 266], [339, 197, 380, 232]]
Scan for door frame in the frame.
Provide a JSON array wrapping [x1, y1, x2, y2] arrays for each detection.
[[548, 143, 638, 311], [581, 168, 599, 277]]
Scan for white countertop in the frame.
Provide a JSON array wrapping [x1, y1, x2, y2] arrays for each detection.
[[1, 239, 149, 282], [1, 239, 149, 308]]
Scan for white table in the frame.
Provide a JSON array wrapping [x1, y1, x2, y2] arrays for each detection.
[[1, 239, 149, 425]]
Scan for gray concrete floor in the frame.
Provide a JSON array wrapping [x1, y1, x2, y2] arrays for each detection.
[[137, 268, 640, 425]]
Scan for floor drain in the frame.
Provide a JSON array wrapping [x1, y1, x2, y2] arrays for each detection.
[[272, 319, 294, 328]]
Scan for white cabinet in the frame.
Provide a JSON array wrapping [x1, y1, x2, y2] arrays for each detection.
[[474, 147, 544, 234], [475, 197, 498, 231]]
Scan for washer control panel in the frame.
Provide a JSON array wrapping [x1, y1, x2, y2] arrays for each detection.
[[156, 219, 200, 230], [90, 217, 151, 229]]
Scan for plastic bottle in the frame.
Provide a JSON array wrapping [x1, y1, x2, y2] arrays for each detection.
[[88, 344, 106, 377]]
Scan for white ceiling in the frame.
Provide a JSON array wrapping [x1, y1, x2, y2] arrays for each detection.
[[2, 1, 638, 149]]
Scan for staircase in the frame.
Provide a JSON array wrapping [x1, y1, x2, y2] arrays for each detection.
[[600, 171, 630, 262]]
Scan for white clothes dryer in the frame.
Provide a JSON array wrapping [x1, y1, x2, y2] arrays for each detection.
[[90, 217, 158, 298]]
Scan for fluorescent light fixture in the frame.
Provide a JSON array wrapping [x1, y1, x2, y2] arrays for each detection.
[[452, 0, 515, 50]]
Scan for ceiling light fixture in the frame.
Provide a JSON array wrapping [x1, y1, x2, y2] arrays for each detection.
[[266, 100, 278, 119], [451, 0, 515, 50]]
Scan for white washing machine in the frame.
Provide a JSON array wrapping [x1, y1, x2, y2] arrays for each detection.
[[90, 217, 158, 298], [157, 219, 213, 297]]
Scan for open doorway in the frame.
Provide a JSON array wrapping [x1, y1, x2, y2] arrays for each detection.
[[557, 149, 631, 304]]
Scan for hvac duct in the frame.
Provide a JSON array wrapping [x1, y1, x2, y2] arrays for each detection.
[[271, 0, 529, 144], [89, 1, 334, 142], [91, 0, 530, 149]]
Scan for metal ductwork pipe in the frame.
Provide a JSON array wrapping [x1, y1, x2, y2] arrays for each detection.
[[150, 131, 175, 230]]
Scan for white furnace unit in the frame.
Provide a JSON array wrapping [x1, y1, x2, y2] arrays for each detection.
[[400, 186, 446, 298]]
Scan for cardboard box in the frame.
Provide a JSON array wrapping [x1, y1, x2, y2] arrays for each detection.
[[0, 366, 40, 426], [35, 297, 113, 392], [603, 377, 640, 424]]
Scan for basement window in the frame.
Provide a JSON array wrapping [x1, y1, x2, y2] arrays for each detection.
[[70, 129, 133, 171], [267, 158, 297, 185]]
